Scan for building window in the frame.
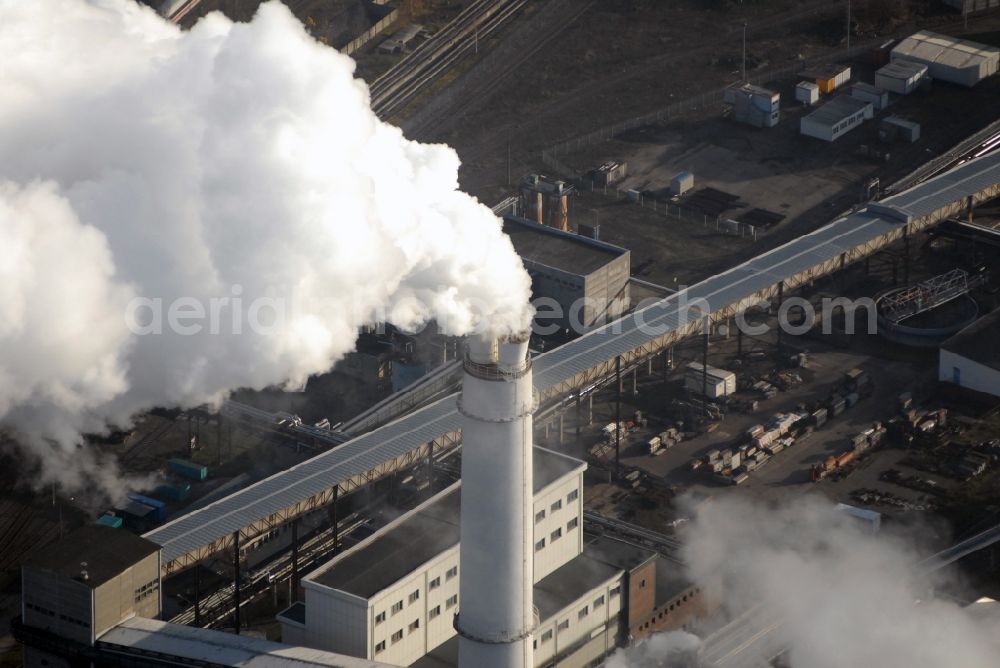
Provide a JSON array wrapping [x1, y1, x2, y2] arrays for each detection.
[[551, 499, 562, 513], [542, 630, 553, 642], [391, 630, 403, 644], [429, 577, 441, 590], [375, 641, 386, 653], [567, 517, 579, 531], [594, 595, 605, 608], [610, 585, 621, 597], [567, 490, 579, 503], [551, 528, 562, 542], [409, 590, 420, 604], [558, 619, 569, 631], [391, 601, 403, 615], [535, 538, 546, 552], [409, 619, 420, 633], [640, 579, 647, 589], [430, 605, 441, 620], [446, 566, 458, 580], [535, 509, 546, 524], [446, 595, 458, 609], [375, 611, 386, 625], [578, 605, 589, 619]]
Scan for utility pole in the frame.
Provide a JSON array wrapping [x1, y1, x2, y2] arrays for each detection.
[[846, 0, 851, 53], [742, 21, 748, 82], [506, 132, 511, 186]]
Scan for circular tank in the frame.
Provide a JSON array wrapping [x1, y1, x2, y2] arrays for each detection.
[[875, 287, 979, 348]]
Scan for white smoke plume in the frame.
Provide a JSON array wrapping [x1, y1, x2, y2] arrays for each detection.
[[679, 496, 1000, 668], [0, 0, 532, 494], [605, 631, 702, 668]]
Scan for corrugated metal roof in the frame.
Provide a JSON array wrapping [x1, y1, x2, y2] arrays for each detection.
[[801, 94, 871, 128], [145, 150, 1000, 566], [893, 30, 1000, 71], [877, 60, 928, 80], [99, 617, 390, 668]]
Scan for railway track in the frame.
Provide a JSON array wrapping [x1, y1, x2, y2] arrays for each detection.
[[370, 0, 528, 120], [170, 514, 368, 627]]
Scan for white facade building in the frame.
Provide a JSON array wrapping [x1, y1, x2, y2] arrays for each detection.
[[875, 60, 928, 94], [892, 31, 1000, 87], [939, 309, 1000, 398], [800, 95, 872, 142], [281, 448, 589, 667]]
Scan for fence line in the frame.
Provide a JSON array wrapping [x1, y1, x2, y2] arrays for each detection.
[[567, 177, 760, 241], [343, 9, 400, 56], [541, 38, 887, 162]]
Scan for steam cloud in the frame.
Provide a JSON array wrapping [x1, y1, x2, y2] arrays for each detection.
[[676, 496, 1000, 668], [0, 0, 532, 493]]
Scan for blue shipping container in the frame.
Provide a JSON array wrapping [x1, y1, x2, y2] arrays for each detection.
[[96, 513, 123, 529], [168, 458, 208, 481], [155, 482, 191, 502], [127, 493, 167, 522]]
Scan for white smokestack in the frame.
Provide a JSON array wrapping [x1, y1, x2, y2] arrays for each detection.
[[457, 334, 535, 668], [0, 0, 532, 494]]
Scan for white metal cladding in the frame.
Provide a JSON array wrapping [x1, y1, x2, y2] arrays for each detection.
[[145, 150, 1000, 567]]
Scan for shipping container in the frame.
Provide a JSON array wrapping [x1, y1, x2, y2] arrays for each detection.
[[829, 397, 846, 416], [155, 482, 191, 502], [127, 493, 167, 523], [811, 408, 828, 428], [96, 513, 122, 529], [849, 83, 889, 111], [671, 171, 694, 196], [875, 60, 926, 95], [116, 501, 157, 531], [795, 81, 820, 106], [168, 458, 208, 481]]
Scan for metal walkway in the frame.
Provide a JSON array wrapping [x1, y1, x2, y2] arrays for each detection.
[[144, 151, 1000, 575]]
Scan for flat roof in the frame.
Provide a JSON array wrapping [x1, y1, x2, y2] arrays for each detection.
[[654, 556, 695, 606], [279, 601, 307, 625], [803, 94, 871, 127], [942, 307, 1000, 372], [851, 82, 885, 95], [99, 617, 390, 668], [533, 550, 623, 621], [309, 448, 585, 598], [503, 216, 626, 276], [877, 59, 928, 79], [801, 63, 850, 80], [25, 524, 159, 589], [582, 533, 656, 573], [893, 30, 1000, 70]]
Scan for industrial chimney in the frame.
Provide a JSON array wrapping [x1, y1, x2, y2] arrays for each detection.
[[456, 334, 536, 668]]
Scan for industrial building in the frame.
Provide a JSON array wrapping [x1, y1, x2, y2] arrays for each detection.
[[801, 64, 851, 94], [939, 308, 1000, 397], [279, 449, 586, 664], [502, 216, 630, 332], [875, 60, 928, 94], [849, 82, 889, 112], [795, 81, 819, 106], [15, 524, 389, 668], [520, 175, 575, 231], [723, 83, 780, 128], [799, 95, 873, 142], [891, 31, 1000, 87], [279, 452, 715, 668]]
